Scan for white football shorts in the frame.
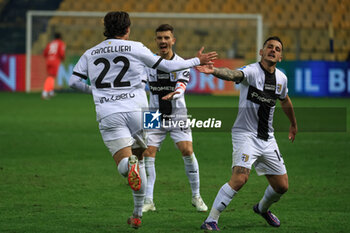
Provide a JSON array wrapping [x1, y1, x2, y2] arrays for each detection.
[[147, 124, 192, 149], [231, 131, 287, 176], [99, 112, 147, 156]]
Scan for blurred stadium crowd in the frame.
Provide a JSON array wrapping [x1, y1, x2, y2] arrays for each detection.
[[0, 0, 349, 61]]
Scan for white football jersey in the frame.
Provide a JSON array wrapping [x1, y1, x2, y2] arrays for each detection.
[[147, 53, 190, 117], [72, 39, 200, 120], [232, 62, 288, 140]]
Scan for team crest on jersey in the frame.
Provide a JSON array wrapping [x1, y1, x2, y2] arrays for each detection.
[[143, 110, 161, 129], [241, 153, 249, 162], [277, 84, 282, 92], [170, 72, 177, 81]]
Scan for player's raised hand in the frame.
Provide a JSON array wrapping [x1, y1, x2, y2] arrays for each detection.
[[162, 91, 180, 101], [196, 64, 214, 74], [197, 47, 217, 65]]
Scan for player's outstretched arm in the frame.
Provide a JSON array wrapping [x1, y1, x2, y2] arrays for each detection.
[[196, 47, 218, 65], [280, 95, 297, 142], [213, 67, 244, 82], [196, 64, 214, 74], [197, 65, 244, 83]]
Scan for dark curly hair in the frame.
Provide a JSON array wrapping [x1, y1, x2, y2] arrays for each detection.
[[103, 11, 131, 38]]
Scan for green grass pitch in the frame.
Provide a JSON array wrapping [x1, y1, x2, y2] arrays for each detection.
[[0, 92, 349, 233]]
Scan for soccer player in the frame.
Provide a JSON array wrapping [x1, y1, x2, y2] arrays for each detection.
[[42, 32, 66, 99], [142, 24, 208, 213], [197, 36, 297, 231], [68, 11, 217, 229]]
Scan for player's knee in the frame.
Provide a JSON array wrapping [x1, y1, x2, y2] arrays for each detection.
[[268, 174, 289, 194], [142, 148, 156, 158], [180, 148, 193, 156], [275, 183, 289, 194], [142, 149, 151, 157], [229, 174, 249, 191], [238, 174, 249, 185]]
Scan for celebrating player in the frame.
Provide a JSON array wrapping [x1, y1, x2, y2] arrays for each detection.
[[197, 36, 297, 231], [42, 32, 65, 99], [69, 11, 217, 229], [142, 24, 208, 213]]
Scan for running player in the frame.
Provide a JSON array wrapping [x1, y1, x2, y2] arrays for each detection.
[[42, 32, 65, 99], [142, 24, 208, 213], [69, 11, 217, 229], [197, 36, 297, 231]]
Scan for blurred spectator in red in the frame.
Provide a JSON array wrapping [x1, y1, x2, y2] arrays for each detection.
[[42, 32, 65, 99]]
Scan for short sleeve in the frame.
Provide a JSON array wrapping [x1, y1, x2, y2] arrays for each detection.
[[279, 78, 288, 100], [237, 64, 255, 85]]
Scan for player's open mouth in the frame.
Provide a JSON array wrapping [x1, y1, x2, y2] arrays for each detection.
[[159, 44, 167, 49], [268, 54, 275, 58]]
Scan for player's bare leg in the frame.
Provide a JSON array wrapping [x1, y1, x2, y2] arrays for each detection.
[[202, 166, 250, 230], [253, 174, 288, 227], [266, 174, 289, 194], [142, 146, 158, 212], [177, 141, 208, 212], [228, 166, 251, 191], [113, 146, 141, 191], [113, 146, 146, 228], [113, 146, 132, 166]]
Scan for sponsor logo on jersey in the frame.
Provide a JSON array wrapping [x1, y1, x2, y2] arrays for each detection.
[[250, 91, 276, 105], [241, 153, 249, 162], [247, 86, 277, 107], [149, 85, 174, 92], [182, 71, 190, 78], [158, 73, 170, 79], [264, 83, 276, 91], [155, 72, 177, 81], [143, 110, 161, 129], [99, 93, 135, 104]]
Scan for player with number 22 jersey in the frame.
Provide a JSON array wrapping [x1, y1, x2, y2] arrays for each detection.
[[69, 11, 217, 230], [72, 40, 200, 121]]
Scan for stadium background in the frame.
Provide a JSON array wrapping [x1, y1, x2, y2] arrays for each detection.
[[0, 1, 349, 232], [0, 0, 350, 96]]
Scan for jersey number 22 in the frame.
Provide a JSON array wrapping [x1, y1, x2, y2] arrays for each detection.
[[94, 56, 131, 88]]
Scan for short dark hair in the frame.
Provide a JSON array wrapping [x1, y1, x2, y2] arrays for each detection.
[[263, 36, 283, 50], [54, 33, 61, 39], [103, 11, 131, 38], [155, 24, 174, 34]]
